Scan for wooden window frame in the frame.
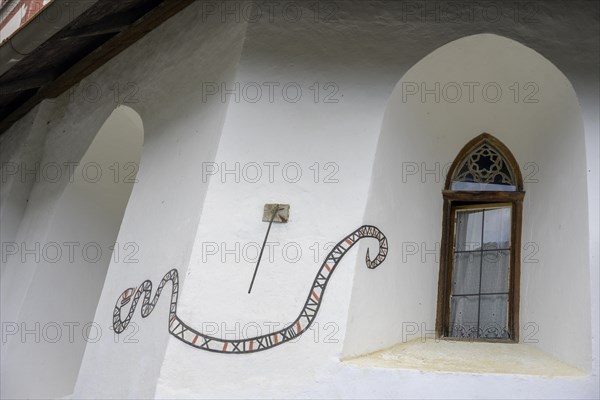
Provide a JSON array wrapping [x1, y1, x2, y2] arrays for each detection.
[[435, 133, 525, 342]]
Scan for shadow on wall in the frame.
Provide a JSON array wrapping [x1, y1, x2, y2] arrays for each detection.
[[343, 33, 591, 372], [1, 106, 143, 399]]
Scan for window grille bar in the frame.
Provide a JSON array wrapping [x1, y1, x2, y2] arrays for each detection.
[[475, 209, 486, 338], [451, 292, 509, 297], [453, 248, 511, 253]]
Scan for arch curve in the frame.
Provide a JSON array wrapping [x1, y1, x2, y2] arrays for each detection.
[[343, 33, 591, 372], [1, 105, 144, 398], [445, 132, 523, 191]]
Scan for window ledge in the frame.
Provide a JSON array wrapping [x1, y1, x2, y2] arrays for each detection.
[[343, 339, 586, 377]]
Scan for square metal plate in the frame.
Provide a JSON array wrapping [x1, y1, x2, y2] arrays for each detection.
[[262, 204, 290, 223]]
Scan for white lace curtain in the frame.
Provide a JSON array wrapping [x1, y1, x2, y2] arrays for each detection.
[[449, 207, 511, 339]]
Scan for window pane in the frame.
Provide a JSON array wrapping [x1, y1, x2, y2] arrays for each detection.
[[481, 249, 510, 293], [454, 209, 482, 251], [447, 204, 513, 340], [483, 207, 511, 250], [451, 181, 516, 191], [449, 296, 479, 338], [452, 252, 481, 295], [479, 294, 509, 339]]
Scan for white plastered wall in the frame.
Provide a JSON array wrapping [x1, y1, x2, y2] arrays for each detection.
[[343, 34, 592, 374], [1, 3, 249, 399], [0, 101, 51, 265], [155, 6, 389, 398], [1, 106, 143, 398], [0, 1, 597, 399], [155, 6, 598, 400]]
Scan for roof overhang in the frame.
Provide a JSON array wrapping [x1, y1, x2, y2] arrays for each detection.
[[0, 0, 194, 134]]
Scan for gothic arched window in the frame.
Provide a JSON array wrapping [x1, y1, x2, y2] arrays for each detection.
[[436, 133, 524, 341]]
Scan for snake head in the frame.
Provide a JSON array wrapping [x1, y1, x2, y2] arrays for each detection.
[[366, 248, 375, 269], [365, 236, 388, 269], [120, 287, 137, 306]]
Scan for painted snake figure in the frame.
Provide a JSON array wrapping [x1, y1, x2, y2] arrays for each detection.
[[113, 225, 388, 354]]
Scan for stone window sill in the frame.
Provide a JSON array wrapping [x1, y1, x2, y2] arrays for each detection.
[[343, 339, 586, 377]]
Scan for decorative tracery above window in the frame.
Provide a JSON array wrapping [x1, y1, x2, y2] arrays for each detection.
[[446, 133, 523, 192], [454, 143, 515, 185]]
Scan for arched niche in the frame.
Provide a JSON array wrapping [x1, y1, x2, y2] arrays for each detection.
[[342, 34, 591, 372], [2, 106, 143, 398]]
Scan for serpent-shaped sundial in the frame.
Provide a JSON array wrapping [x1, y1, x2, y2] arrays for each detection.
[[113, 213, 388, 354]]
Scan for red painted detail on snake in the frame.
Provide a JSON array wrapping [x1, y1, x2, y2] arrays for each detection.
[[112, 225, 388, 354]]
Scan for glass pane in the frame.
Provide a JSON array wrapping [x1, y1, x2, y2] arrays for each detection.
[[452, 252, 481, 295], [449, 296, 479, 338], [454, 210, 482, 251], [481, 250, 510, 294], [447, 204, 513, 340], [451, 181, 516, 191], [483, 207, 511, 250], [479, 294, 509, 339]]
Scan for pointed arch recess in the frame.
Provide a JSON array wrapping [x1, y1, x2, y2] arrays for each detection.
[[343, 33, 590, 372]]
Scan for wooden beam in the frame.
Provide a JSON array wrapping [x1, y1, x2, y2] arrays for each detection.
[[442, 190, 525, 202], [0, 71, 54, 93], [54, 10, 143, 40], [54, 22, 129, 40], [0, 0, 195, 134]]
